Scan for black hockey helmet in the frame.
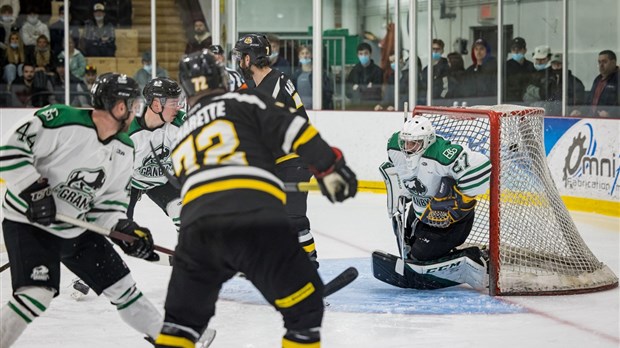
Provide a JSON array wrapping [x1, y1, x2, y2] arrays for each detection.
[[143, 77, 183, 106], [232, 33, 271, 67], [91, 73, 140, 111], [178, 49, 228, 98]]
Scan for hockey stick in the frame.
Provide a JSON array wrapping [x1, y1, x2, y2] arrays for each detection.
[[394, 196, 408, 276], [0, 262, 9, 273], [55, 214, 175, 256], [323, 266, 359, 297]]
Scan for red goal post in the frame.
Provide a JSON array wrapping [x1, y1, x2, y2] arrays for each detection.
[[412, 104, 618, 296]]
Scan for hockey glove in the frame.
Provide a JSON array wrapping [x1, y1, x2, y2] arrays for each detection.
[[113, 219, 160, 261], [19, 178, 56, 226], [310, 147, 357, 203], [420, 177, 476, 229]]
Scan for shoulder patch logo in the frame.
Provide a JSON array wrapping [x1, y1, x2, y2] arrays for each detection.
[[31, 265, 50, 281], [442, 147, 459, 159]]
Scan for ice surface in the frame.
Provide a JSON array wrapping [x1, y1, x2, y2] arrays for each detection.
[[1, 193, 618, 347]]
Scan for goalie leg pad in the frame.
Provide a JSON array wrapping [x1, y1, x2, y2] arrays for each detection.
[[103, 274, 163, 338], [1, 286, 55, 347]]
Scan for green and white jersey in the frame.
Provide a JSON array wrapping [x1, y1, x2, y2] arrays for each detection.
[[128, 111, 186, 191], [387, 132, 491, 218], [0, 104, 134, 238]]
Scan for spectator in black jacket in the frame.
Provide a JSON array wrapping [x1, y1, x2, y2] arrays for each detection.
[[82, 3, 116, 57], [586, 50, 619, 117], [185, 19, 211, 54], [49, 5, 80, 57], [505, 37, 535, 102], [267, 34, 291, 77], [464, 38, 497, 98], [445, 52, 467, 99], [420, 39, 449, 99], [345, 42, 383, 109], [291, 45, 333, 110]]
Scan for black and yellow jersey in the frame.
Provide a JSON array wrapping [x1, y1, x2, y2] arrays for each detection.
[[171, 89, 335, 227]]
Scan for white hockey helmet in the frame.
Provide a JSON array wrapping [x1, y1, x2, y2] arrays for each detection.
[[399, 116, 436, 157]]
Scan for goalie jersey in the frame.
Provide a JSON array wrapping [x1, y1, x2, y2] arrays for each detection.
[[387, 132, 491, 218], [172, 89, 335, 227], [0, 104, 134, 238], [128, 111, 186, 191]]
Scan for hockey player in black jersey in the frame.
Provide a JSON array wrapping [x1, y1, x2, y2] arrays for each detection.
[[0, 73, 165, 347], [233, 33, 320, 268], [154, 50, 357, 348]]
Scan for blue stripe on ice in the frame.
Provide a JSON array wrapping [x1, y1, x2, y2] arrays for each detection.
[[219, 257, 526, 315]]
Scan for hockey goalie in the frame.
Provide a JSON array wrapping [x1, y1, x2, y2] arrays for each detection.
[[373, 116, 492, 290]]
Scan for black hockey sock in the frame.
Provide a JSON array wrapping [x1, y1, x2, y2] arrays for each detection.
[[283, 328, 320, 347]]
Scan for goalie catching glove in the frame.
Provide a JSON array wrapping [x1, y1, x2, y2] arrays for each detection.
[[112, 219, 160, 261], [420, 177, 476, 228], [310, 147, 357, 203]]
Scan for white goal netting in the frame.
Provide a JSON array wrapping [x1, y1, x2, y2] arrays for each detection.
[[415, 104, 618, 295]]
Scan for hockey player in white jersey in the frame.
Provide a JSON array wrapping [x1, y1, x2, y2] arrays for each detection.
[[0, 73, 165, 346], [373, 116, 491, 290]]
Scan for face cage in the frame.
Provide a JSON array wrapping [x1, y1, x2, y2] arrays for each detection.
[[398, 135, 425, 156]]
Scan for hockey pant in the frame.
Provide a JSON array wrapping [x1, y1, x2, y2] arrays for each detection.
[[275, 158, 318, 266], [156, 208, 323, 347], [1, 219, 162, 345], [128, 183, 182, 231]]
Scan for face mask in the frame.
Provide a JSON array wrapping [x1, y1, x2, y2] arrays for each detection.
[[534, 63, 548, 71], [9, 42, 18, 49], [58, 17, 64, 22], [27, 15, 38, 24], [511, 53, 524, 61], [432, 52, 442, 60], [1, 15, 13, 22], [94, 15, 104, 22], [358, 55, 370, 65], [37, 46, 49, 52], [299, 58, 311, 65], [390, 62, 396, 70], [144, 64, 152, 73]]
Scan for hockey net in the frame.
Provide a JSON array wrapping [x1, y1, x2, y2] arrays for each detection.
[[413, 104, 618, 296]]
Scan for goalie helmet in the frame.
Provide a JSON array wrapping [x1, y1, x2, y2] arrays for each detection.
[[232, 33, 271, 67], [178, 49, 228, 98], [91, 73, 140, 111], [399, 116, 436, 162], [143, 77, 183, 106]]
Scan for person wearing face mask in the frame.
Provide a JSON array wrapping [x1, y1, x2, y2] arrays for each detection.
[[0, 0, 18, 20], [82, 3, 116, 57], [420, 39, 450, 100], [266, 34, 291, 77], [291, 45, 333, 110], [134, 51, 169, 92], [504, 37, 535, 102], [0, 4, 16, 48], [374, 53, 414, 111], [30, 34, 57, 76], [523, 45, 552, 104], [345, 42, 384, 109], [185, 19, 212, 54], [2, 32, 25, 86], [19, 7, 50, 58]]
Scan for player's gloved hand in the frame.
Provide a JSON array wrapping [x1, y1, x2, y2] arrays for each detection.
[[311, 147, 357, 203], [421, 177, 476, 228], [113, 219, 160, 261], [19, 177, 56, 226]]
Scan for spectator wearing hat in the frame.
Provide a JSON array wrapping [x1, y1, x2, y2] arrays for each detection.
[[585, 50, 619, 117], [49, 5, 80, 57], [185, 19, 212, 54], [83, 64, 97, 90], [505, 37, 535, 102], [345, 42, 383, 109], [463, 38, 497, 98], [134, 51, 169, 91], [57, 38, 86, 79], [82, 3, 116, 57], [522, 45, 552, 102]]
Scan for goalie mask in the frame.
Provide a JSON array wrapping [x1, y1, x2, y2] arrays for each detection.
[[399, 117, 436, 167]]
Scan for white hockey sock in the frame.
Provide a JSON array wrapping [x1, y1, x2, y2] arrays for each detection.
[[103, 274, 163, 338], [1, 286, 54, 347]]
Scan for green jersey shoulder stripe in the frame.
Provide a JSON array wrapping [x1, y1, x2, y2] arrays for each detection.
[[422, 137, 463, 166], [387, 131, 400, 151], [36, 104, 94, 129]]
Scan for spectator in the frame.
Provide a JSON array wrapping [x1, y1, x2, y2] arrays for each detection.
[[0, 0, 18, 19], [19, 7, 50, 58], [185, 19, 211, 54], [58, 38, 86, 80], [2, 32, 25, 85], [49, 5, 80, 57], [523, 46, 552, 102], [82, 3, 116, 57], [0, 5, 17, 48], [50, 56, 89, 106], [10, 62, 55, 107], [291, 45, 333, 110], [420, 39, 449, 99], [345, 42, 383, 109], [134, 51, 168, 91], [83, 64, 97, 90], [464, 38, 497, 98], [505, 37, 535, 102], [103, 0, 133, 28], [267, 34, 291, 76], [30, 34, 57, 76], [445, 52, 467, 99], [532, 45, 552, 72], [586, 50, 619, 117]]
